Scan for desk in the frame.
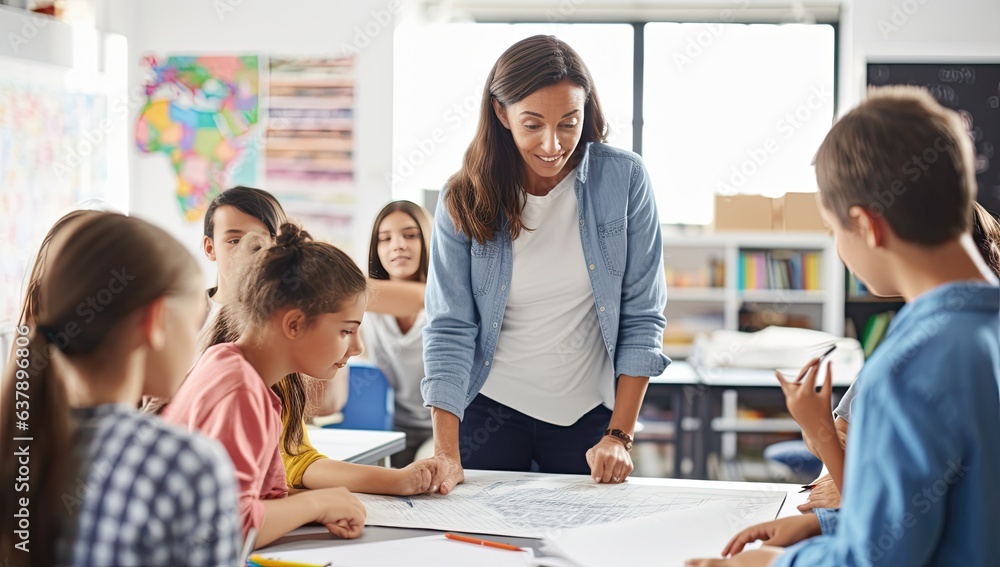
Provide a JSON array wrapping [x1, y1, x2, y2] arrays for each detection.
[[645, 362, 857, 480], [307, 428, 405, 467], [260, 472, 808, 559], [644, 361, 701, 478]]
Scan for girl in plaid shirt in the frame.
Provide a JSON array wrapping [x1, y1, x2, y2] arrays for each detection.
[[1, 212, 239, 566]]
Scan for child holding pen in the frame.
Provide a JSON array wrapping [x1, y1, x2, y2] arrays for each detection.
[[795, 200, 1000, 513], [688, 87, 1000, 566]]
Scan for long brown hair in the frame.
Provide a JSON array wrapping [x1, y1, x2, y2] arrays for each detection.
[[973, 202, 1000, 277], [204, 223, 367, 455], [368, 200, 433, 282], [445, 35, 608, 243], [1, 213, 200, 566]]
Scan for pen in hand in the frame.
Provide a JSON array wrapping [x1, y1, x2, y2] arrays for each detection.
[[793, 344, 837, 384]]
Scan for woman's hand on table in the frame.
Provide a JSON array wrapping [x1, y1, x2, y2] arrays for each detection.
[[586, 435, 633, 484]]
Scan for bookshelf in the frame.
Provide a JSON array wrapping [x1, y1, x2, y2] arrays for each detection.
[[844, 269, 905, 355], [661, 229, 844, 360]]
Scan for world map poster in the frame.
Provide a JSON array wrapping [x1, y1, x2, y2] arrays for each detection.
[[136, 55, 260, 221]]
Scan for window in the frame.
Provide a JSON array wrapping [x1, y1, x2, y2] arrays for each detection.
[[393, 21, 836, 226], [392, 22, 634, 206], [644, 23, 835, 225]]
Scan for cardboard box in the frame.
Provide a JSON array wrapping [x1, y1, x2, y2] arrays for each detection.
[[714, 194, 778, 231], [780, 192, 826, 232]]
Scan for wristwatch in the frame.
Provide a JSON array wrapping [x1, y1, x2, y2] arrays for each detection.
[[604, 428, 634, 452]]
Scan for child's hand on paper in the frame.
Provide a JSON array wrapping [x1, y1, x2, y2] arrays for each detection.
[[797, 474, 841, 512], [685, 547, 784, 567], [392, 458, 437, 495], [312, 486, 367, 539], [586, 436, 633, 484], [427, 453, 465, 495], [720, 515, 822, 557], [776, 360, 838, 443]]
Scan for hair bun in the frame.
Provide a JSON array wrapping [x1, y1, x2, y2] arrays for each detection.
[[275, 223, 312, 248]]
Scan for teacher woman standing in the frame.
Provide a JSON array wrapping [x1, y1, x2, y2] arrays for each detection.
[[423, 35, 669, 494]]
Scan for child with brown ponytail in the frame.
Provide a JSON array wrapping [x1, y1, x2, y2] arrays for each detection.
[[163, 224, 369, 548]]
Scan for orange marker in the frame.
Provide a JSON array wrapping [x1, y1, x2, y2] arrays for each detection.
[[445, 532, 524, 552]]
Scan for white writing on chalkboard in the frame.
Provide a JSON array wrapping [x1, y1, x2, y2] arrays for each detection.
[[938, 67, 976, 85], [867, 63, 1000, 214]]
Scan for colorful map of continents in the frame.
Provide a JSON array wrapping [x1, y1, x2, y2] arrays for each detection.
[[136, 55, 259, 221]]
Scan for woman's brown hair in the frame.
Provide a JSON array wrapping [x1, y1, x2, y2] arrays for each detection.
[[368, 200, 433, 282], [445, 34, 608, 243], [1, 213, 200, 566], [205, 223, 367, 455]]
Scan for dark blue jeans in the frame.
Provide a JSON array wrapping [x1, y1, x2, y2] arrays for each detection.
[[459, 394, 613, 474]]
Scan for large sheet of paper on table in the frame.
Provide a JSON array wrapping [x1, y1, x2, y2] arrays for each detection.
[[356, 470, 786, 538], [539, 501, 759, 567], [257, 535, 534, 567]]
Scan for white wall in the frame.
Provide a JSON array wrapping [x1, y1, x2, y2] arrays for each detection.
[[842, 0, 1000, 111], [99, 0, 397, 284], [10, 0, 1000, 284]]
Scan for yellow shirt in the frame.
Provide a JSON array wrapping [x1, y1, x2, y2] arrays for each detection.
[[279, 417, 327, 489]]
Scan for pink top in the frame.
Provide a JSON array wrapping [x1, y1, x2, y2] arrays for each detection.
[[163, 342, 288, 537]]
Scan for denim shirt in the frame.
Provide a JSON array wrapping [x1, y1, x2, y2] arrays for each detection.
[[421, 142, 670, 420]]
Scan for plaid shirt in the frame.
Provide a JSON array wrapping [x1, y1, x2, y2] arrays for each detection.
[[56, 404, 239, 566]]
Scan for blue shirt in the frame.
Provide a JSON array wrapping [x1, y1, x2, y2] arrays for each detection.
[[777, 281, 1000, 567], [422, 143, 670, 420]]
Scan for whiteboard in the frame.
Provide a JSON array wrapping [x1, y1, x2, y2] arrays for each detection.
[[0, 50, 128, 327]]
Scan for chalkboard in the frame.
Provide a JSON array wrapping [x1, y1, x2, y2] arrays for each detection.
[[867, 63, 1000, 216]]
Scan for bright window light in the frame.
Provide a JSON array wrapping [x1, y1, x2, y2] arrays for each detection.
[[643, 23, 835, 225], [392, 22, 634, 206]]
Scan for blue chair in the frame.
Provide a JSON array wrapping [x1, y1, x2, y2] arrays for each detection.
[[324, 360, 395, 431], [764, 440, 824, 482]]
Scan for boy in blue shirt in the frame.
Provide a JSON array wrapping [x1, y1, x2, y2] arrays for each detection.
[[688, 87, 1000, 566]]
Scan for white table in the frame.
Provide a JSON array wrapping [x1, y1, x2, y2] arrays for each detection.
[[260, 472, 808, 557], [307, 427, 406, 467]]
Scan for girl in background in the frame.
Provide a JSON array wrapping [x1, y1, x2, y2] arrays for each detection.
[[198, 192, 434, 496], [361, 200, 435, 466], [163, 224, 372, 548], [1, 212, 239, 566], [200, 186, 347, 415]]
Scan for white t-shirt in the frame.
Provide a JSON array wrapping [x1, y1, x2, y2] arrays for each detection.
[[360, 310, 432, 429], [479, 169, 616, 425], [196, 289, 224, 351]]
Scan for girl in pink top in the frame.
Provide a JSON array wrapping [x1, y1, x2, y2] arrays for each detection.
[[164, 224, 368, 548]]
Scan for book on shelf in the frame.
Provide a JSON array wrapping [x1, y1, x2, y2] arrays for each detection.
[[664, 257, 725, 289], [846, 270, 869, 297], [738, 250, 822, 291], [861, 311, 896, 357]]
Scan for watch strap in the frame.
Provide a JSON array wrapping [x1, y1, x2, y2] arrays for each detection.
[[604, 428, 634, 451]]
